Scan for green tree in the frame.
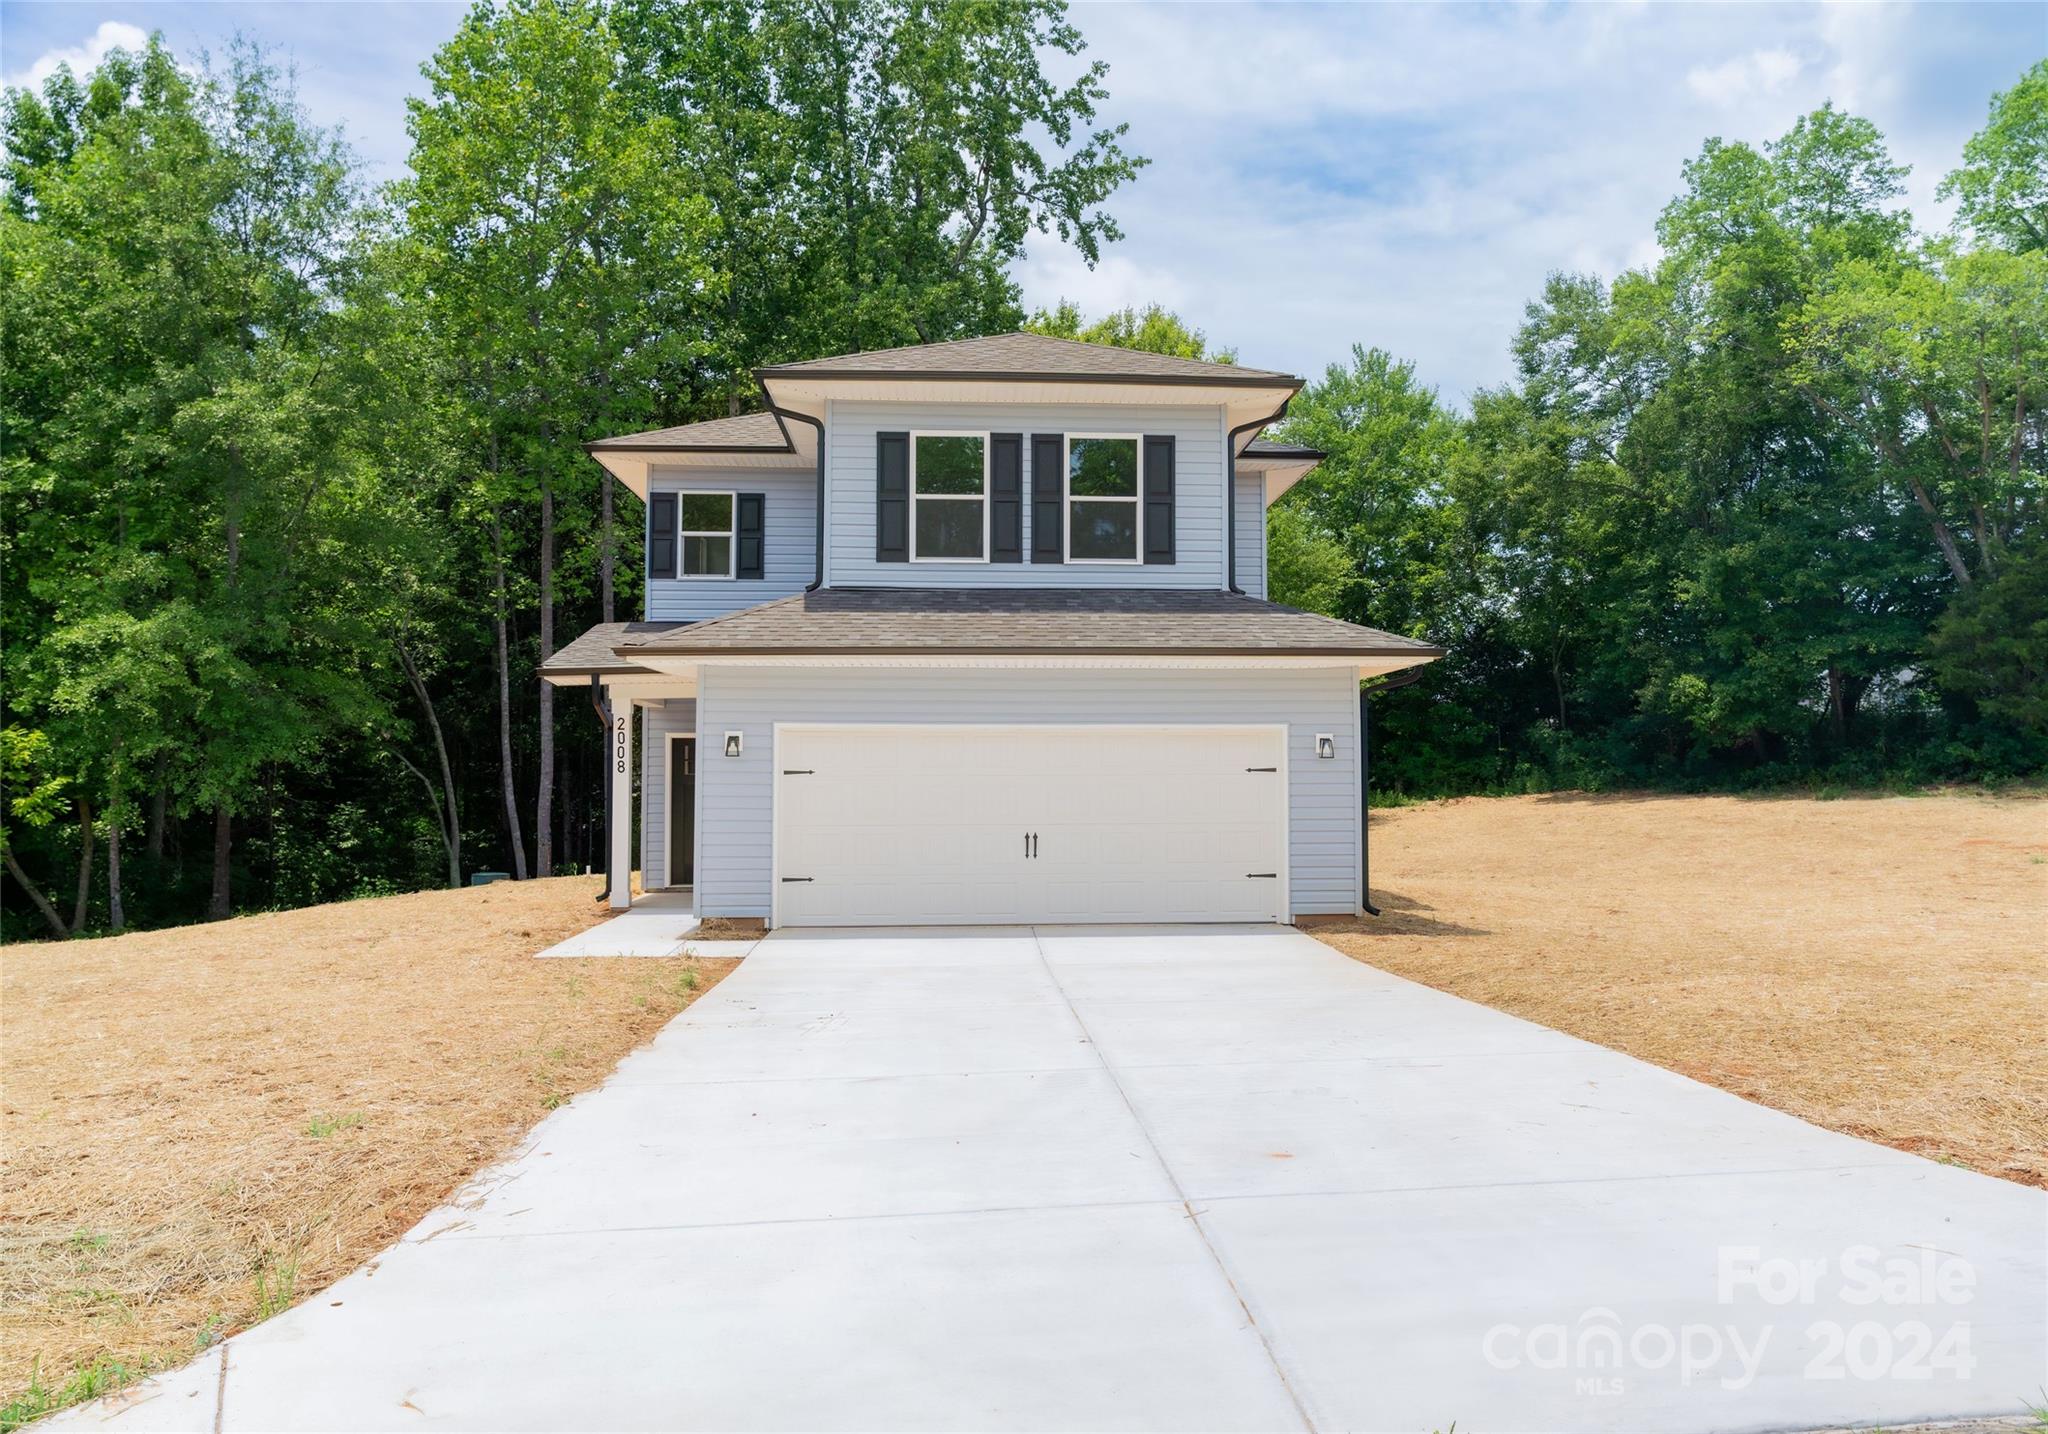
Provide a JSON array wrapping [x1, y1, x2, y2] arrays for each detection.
[[614, 0, 1145, 390], [4, 37, 384, 924], [1928, 537, 2048, 735], [1940, 60, 2048, 253], [1271, 346, 1463, 642], [1025, 301, 1234, 361], [403, 0, 718, 877]]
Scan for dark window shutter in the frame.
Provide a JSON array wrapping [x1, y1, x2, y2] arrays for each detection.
[[1143, 435, 1176, 565], [876, 431, 909, 563], [649, 491, 677, 579], [736, 492, 765, 579], [1030, 433, 1064, 564], [990, 434, 1023, 563]]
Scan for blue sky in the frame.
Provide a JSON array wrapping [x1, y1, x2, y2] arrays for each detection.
[[4, 1, 2040, 403]]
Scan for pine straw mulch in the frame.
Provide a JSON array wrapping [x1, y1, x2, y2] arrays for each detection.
[[0, 876, 737, 1405], [1312, 790, 2048, 1188]]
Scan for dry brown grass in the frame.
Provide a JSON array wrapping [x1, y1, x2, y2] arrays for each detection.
[[0, 877, 735, 1403], [1313, 791, 2048, 1187]]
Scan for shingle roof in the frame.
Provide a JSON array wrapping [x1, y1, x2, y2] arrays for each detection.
[[758, 332, 1298, 386], [618, 588, 1441, 659], [542, 621, 689, 674], [586, 411, 790, 453]]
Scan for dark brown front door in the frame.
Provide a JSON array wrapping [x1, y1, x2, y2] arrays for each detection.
[[670, 737, 695, 887]]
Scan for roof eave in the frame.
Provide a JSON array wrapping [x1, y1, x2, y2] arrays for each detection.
[[753, 367, 1302, 391], [618, 644, 1445, 660]]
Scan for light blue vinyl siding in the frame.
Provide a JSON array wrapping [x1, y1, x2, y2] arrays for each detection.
[[638, 699, 698, 888], [693, 665, 1360, 921], [645, 468, 813, 623], [1235, 473, 1266, 599], [825, 401, 1227, 589]]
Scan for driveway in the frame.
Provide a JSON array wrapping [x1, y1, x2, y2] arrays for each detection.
[[63, 926, 2045, 1433]]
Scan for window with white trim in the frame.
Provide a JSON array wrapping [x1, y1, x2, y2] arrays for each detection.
[[911, 433, 988, 562], [680, 492, 735, 578], [1066, 435, 1141, 563]]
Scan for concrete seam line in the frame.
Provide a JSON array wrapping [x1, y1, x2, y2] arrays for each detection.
[[213, 1340, 229, 1434], [1026, 926, 1320, 1434]]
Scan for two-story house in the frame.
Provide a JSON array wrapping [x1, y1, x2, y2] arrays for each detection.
[[542, 333, 1441, 926]]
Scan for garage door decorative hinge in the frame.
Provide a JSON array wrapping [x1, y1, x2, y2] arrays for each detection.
[[1246, 872, 1278, 879], [1245, 766, 1277, 772], [780, 876, 814, 883], [781, 768, 814, 775]]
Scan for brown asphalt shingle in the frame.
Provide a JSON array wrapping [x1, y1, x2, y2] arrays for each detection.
[[616, 588, 1441, 659], [586, 411, 789, 453], [541, 621, 688, 673], [758, 332, 1298, 385]]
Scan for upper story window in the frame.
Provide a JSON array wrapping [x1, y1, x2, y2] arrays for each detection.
[[680, 492, 735, 578], [1066, 435, 1141, 563], [912, 433, 988, 562]]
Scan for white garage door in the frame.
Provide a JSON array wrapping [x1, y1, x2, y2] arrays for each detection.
[[773, 724, 1288, 927]]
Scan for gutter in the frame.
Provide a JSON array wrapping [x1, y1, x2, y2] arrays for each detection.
[[763, 403, 828, 591], [590, 674, 610, 903], [1226, 398, 1296, 594]]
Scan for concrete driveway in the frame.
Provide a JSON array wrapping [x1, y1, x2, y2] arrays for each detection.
[[63, 926, 2045, 1433]]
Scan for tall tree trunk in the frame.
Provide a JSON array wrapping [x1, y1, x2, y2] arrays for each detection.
[[5, 849, 72, 938], [69, 797, 93, 933], [600, 471, 615, 624], [536, 480, 555, 879], [491, 507, 530, 880], [145, 767, 166, 861], [107, 812, 125, 933], [395, 750, 458, 889], [208, 804, 232, 921], [1826, 665, 1849, 745], [397, 640, 463, 888]]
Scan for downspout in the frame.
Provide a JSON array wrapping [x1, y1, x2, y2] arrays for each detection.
[[1359, 667, 1427, 917], [590, 674, 610, 903], [1226, 398, 1293, 595], [769, 403, 828, 592]]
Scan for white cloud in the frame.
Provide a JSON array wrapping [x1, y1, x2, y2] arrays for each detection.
[[1017, 1, 2029, 404], [4, 20, 150, 93], [1015, 247, 1189, 320], [1686, 48, 1805, 108]]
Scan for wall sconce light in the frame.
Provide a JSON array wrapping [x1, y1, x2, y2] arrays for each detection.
[[1315, 733, 1336, 760], [724, 732, 744, 758]]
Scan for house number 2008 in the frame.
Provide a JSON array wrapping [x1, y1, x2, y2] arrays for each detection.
[[614, 715, 627, 774]]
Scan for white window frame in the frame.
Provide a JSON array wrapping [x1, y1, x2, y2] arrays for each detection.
[[679, 490, 736, 580], [909, 431, 991, 564], [1063, 434, 1144, 565]]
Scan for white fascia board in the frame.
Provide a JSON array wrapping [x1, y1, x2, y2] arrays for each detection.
[[759, 376, 1296, 417]]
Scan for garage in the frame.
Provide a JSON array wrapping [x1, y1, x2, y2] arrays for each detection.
[[771, 724, 1289, 927]]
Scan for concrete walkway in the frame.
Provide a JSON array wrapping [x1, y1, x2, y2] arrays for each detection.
[[533, 891, 761, 959], [57, 927, 2046, 1433]]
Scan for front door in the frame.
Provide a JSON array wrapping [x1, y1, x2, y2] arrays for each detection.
[[669, 737, 696, 888]]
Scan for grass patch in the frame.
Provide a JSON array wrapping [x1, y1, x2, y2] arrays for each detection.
[[302, 1112, 364, 1139], [0, 1358, 143, 1433]]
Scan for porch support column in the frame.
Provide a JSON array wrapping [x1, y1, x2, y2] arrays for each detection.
[[609, 695, 634, 909]]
